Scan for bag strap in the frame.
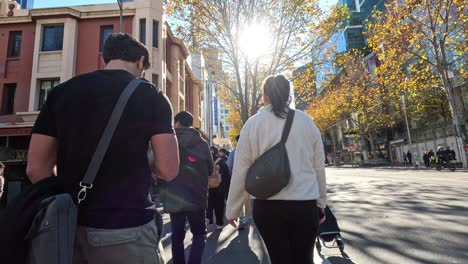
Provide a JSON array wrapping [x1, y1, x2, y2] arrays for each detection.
[[77, 78, 144, 204], [280, 109, 295, 144]]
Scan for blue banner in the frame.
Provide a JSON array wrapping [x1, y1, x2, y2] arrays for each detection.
[[214, 96, 218, 125]]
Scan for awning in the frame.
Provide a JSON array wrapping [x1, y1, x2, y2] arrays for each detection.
[[0, 124, 33, 137]]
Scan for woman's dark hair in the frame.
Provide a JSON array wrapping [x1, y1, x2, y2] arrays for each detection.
[[174, 111, 193, 127], [103, 33, 150, 70], [263, 75, 291, 118]]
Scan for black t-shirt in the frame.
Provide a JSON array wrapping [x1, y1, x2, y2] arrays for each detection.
[[32, 69, 174, 229]]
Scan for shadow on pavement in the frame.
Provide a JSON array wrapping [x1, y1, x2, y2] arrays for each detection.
[[204, 227, 263, 264], [326, 256, 355, 264], [327, 178, 468, 264]]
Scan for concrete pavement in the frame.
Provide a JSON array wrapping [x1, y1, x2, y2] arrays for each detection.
[[159, 213, 270, 264]]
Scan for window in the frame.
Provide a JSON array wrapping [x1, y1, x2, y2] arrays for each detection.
[[8, 31, 22, 57], [139, 19, 146, 45], [1, 84, 16, 115], [152, 74, 159, 87], [152, 20, 159, 48], [42, 25, 64, 51], [38, 79, 60, 110], [100, 25, 113, 51]]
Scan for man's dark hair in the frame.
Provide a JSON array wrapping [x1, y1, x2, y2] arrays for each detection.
[[210, 146, 219, 155], [174, 111, 193, 127], [103, 33, 150, 69]]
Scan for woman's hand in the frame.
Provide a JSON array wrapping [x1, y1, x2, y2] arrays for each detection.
[[319, 207, 326, 224], [228, 219, 237, 228]]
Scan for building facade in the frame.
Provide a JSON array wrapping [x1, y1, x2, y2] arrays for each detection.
[[0, 0, 203, 207]]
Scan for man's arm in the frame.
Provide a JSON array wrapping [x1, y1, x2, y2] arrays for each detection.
[[27, 134, 58, 184], [150, 134, 179, 181]]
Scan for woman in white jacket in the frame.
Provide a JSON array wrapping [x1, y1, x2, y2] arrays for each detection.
[[226, 75, 327, 264]]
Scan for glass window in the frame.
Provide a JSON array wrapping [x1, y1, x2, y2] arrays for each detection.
[[8, 31, 22, 57], [42, 25, 64, 51], [152, 20, 159, 48], [139, 19, 146, 45], [100, 25, 113, 51], [2, 84, 16, 115], [38, 79, 60, 110], [152, 74, 159, 87]]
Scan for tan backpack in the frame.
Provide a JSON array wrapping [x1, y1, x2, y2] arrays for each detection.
[[208, 158, 222, 189]]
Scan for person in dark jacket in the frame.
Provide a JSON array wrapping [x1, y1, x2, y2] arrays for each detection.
[[159, 111, 213, 264], [406, 150, 412, 165], [207, 147, 231, 229]]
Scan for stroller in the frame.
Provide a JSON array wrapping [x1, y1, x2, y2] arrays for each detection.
[[316, 206, 345, 255]]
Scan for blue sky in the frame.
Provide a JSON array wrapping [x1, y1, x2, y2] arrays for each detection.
[[35, 0, 337, 9]]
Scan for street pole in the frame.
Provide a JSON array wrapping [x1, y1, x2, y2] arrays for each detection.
[[401, 93, 413, 166], [117, 0, 123, 32], [207, 70, 213, 146]]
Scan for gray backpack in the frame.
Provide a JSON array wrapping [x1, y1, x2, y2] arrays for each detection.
[[245, 109, 295, 199]]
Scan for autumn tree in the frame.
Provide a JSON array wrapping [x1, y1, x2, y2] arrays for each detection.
[[367, 0, 468, 164], [306, 52, 396, 153], [167, 0, 348, 125]]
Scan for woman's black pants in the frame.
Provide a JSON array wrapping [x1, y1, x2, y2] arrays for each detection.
[[253, 199, 319, 264]]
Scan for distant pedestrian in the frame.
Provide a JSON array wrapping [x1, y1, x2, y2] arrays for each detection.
[[407, 150, 412, 165], [423, 151, 430, 167], [207, 147, 231, 229], [226, 75, 327, 264], [27, 33, 179, 263], [219, 148, 229, 161], [159, 111, 213, 264], [446, 146, 456, 160]]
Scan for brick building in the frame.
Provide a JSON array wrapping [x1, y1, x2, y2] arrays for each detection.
[[0, 0, 203, 207]]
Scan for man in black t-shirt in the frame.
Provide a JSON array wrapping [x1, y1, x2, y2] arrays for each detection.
[[27, 33, 179, 263]]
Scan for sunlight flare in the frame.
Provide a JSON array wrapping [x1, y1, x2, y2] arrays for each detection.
[[239, 22, 272, 59]]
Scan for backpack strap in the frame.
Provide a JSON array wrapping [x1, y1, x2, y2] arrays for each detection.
[[77, 78, 145, 204], [280, 109, 295, 144]]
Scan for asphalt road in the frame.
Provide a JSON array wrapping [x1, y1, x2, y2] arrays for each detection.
[[160, 167, 468, 264], [320, 167, 468, 264]]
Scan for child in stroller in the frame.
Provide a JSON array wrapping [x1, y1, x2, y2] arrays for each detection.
[[316, 206, 345, 255]]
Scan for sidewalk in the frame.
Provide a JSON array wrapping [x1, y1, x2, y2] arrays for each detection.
[[159, 212, 270, 264], [159, 210, 345, 264]]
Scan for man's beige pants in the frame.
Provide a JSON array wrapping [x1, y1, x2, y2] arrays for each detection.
[[73, 220, 165, 264]]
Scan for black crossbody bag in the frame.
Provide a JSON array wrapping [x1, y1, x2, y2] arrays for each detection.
[[245, 109, 295, 199]]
